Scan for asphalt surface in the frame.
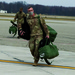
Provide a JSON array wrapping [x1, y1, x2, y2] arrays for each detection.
[[0, 20, 29, 47], [0, 44, 75, 75], [0, 19, 75, 75]]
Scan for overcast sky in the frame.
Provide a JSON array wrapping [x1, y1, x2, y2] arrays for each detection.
[[0, 0, 75, 7]]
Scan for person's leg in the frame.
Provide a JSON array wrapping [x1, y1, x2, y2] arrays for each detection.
[[17, 30, 20, 39], [33, 35, 43, 66], [29, 36, 35, 57]]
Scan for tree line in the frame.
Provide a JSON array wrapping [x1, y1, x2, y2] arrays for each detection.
[[0, 1, 75, 16]]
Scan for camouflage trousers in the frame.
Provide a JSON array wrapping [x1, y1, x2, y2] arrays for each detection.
[[29, 35, 43, 60]]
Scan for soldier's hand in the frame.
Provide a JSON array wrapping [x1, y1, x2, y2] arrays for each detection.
[[46, 35, 49, 39], [19, 29, 25, 36]]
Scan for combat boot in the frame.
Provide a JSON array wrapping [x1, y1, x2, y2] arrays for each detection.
[[33, 59, 39, 66]]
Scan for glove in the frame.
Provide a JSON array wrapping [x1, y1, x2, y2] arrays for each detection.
[[19, 29, 25, 36]]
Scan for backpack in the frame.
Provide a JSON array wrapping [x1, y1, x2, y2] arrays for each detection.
[[18, 17, 30, 40]]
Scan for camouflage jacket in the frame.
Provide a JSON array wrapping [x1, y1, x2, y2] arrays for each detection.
[[14, 12, 26, 24], [26, 14, 49, 36]]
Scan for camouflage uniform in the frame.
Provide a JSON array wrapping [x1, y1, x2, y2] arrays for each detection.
[[26, 14, 49, 62], [14, 12, 26, 24], [13, 11, 26, 38]]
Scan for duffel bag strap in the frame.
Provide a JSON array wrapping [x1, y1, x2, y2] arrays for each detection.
[[45, 38, 49, 45], [50, 42, 53, 45]]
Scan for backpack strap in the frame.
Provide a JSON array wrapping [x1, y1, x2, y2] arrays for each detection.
[[37, 15, 46, 38]]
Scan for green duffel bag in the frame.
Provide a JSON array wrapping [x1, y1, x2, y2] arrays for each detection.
[[9, 25, 17, 37], [38, 15, 57, 42], [39, 40, 59, 59], [47, 25, 57, 42]]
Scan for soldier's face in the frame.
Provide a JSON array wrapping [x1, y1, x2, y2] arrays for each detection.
[[19, 9, 23, 13], [28, 8, 34, 15]]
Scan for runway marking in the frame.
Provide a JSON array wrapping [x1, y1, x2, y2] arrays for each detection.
[[0, 59, 75, 70]]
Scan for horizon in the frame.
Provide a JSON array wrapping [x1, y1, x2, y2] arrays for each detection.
[[0, 0, 75, 7]]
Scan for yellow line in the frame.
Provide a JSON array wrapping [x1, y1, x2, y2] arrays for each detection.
[[0, 59, 75, 70]]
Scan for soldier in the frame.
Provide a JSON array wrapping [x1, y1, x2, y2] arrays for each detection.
[[13, 7, 26, 38], [26, 7, 49, 66]]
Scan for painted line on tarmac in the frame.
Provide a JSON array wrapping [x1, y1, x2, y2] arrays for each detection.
[[0, 59, 75, 70]]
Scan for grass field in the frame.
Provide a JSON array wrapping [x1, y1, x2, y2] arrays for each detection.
[[0, 13, 75, 21]]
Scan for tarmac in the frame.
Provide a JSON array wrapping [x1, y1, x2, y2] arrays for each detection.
[[0, 17, 75, 75], [0, 45, 75, 75]]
